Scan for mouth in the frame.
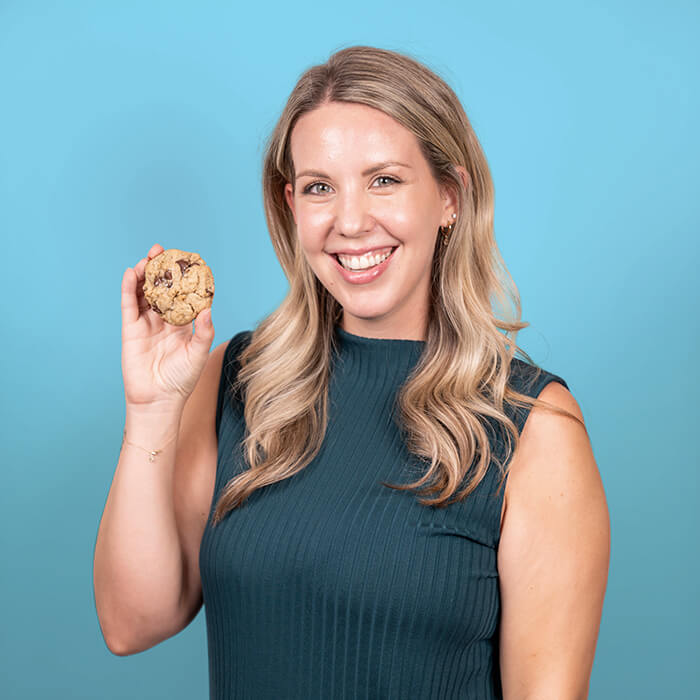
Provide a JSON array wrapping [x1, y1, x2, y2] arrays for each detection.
[[329, 246, 398, 272], [327, 246, 399, 285]]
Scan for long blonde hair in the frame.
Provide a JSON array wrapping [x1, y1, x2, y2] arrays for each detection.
[[212, 45, 582, 524]]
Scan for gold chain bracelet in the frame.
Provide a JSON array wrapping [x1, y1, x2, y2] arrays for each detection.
[[122, 429, 177, 462]]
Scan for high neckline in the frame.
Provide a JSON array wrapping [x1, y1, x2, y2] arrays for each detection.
[[332, 325, 426, 385], [335, 325, 426, 348]]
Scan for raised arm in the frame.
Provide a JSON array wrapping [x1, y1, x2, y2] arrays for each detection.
[[93, 243, 223, 655]]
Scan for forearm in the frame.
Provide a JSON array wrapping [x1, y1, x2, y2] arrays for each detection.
[[93, 407, 185, 654], [508, 677, 589, 700]]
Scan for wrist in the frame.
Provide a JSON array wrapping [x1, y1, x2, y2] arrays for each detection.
[[125, 398, 186, 420], [123, 408, 182, 449], [122, 427, 177, 462]]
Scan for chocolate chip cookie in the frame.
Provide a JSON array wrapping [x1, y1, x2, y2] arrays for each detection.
[[142, 249, 214, 325]]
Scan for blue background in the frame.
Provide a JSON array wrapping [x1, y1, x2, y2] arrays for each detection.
[[1, 1, 697, 697]]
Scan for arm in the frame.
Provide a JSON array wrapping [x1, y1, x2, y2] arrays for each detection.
[[93, 339, 228, 655], [497, 382, 610, 700]]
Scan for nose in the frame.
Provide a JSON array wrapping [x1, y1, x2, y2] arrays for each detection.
[[333, 187, 375, 238]]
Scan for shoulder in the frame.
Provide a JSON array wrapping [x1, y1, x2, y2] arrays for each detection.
[[501, 380, 592, 533], [499, 377, 609, 574], [513, 379, 587, 469], [508, 357, 570, 398], [529, 379, 583, 423]]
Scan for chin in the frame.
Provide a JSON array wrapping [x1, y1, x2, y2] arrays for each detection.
[[342, 305, 396, 323]]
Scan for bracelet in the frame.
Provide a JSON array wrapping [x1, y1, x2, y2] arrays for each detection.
[[122, 428, 177, 462]]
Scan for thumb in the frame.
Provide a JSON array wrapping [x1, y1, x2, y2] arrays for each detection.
[[190, 307, 215, 353]]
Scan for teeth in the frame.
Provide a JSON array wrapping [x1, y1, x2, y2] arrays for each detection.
[[337, 248, 393, 271]]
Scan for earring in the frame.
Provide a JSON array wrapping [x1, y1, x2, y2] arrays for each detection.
[[441, 213, 457, 246]]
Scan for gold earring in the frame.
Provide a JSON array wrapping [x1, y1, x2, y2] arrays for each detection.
[[441, 213, 457, 246]]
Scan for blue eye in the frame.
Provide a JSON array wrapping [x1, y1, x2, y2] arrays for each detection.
[[374, 175, 400, 187], [303, 182, 332, 195]]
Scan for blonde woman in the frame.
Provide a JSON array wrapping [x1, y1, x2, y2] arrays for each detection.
[[94, 46, 610, 699]]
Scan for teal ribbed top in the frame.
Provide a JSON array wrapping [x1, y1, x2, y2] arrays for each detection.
[[199, 326, 568, 699]]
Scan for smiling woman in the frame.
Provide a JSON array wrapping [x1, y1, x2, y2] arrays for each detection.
[[96, 44, 609, 700], [198, 45, 608, 699]]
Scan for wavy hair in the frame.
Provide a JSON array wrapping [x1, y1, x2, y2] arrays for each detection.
[[212, 45, 583, 525]]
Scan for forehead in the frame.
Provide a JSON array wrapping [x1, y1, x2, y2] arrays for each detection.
[[289, 101, 423, 168]]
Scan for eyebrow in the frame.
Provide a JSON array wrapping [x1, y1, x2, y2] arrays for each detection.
[[294, 161, 412, 181]]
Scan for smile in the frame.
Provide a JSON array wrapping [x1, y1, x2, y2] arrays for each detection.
[[328, 246, 398, 285], [336, 246, 394, 271]]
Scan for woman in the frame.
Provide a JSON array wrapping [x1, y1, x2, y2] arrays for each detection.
[[94, 46, 610, 699]]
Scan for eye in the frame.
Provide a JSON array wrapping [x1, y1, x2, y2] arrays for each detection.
[[373, 175, 401, 187], [302, 181, 332, 195]]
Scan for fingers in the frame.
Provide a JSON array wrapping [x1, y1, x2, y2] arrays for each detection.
[[122, 245, 166, 326], [121, 267, 140, 326], [148, 243, 164, 258], [133, 244, 164, 281]]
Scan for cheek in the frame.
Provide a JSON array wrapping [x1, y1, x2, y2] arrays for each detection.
[[377, 194, 438, 239], [296, 205, 332, 250]]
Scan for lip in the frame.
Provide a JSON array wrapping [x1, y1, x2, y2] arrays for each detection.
[[328, 246, 398, 285], [330, 245, 395, 256]]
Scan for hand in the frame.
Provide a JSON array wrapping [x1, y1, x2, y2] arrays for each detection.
[[120, 244, 216, 411]]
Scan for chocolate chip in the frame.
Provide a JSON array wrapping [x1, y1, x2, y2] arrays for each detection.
[[150, 301, 160, 313], [205, 288, 213, 297], [154, 273, 173, 288], [177, 258, 201, 275]]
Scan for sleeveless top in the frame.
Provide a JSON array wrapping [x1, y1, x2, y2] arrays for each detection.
[[199, 326, 569, 699]]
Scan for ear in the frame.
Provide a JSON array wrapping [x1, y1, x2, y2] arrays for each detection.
[[440, 165, 470, 222], [284, 183, 297, 224]]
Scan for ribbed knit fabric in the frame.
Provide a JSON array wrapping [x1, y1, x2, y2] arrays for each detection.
[[199, 325, 569, 699]]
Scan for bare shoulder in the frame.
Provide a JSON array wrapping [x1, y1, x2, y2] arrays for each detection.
[[497, 381, 611, 696], [500, 381, 585, 529], [504, 380, 595, 507], [171, 338, 230, 628]]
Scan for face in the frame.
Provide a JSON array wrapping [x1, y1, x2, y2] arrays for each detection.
[[284, 101, 458, 340]]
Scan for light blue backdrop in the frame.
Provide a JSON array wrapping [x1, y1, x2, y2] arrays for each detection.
[[1, 1, 697, 698]]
